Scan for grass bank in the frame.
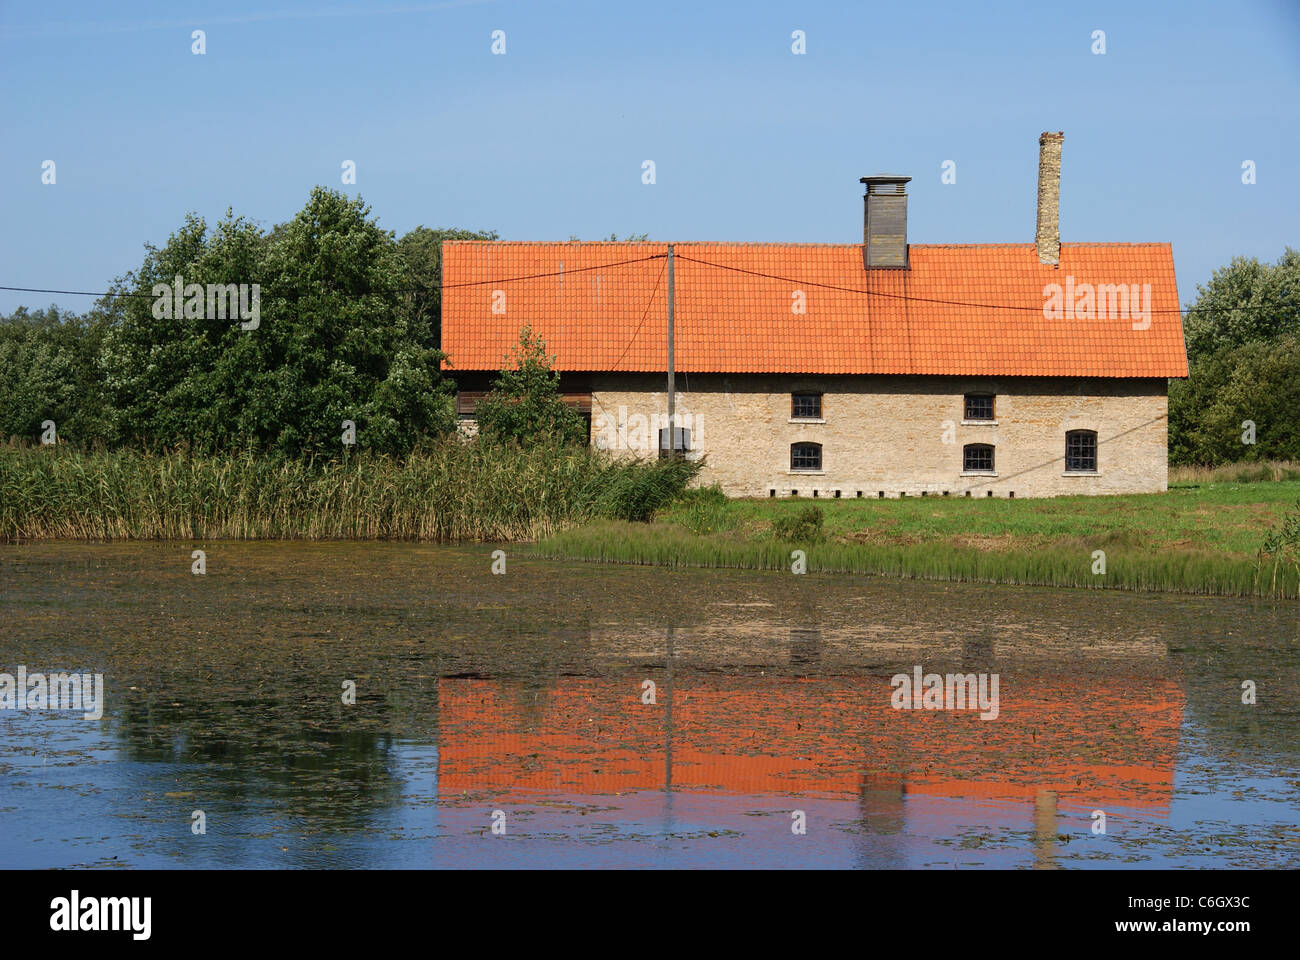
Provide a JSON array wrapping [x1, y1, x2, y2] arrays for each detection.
[[0, 441, 698, 541], [534, 479, 1300, 599], [1169, 460, 1300, 484]]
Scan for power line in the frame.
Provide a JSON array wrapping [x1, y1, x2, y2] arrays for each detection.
[[587, 258, 669, 430], [608, 258, 667, 374], [671, 254, 1300, 317], [3, 250, 1298, 318], [0, 254, 667, 303], [1, 285, 153, 300], [443, 254, 665, 289]]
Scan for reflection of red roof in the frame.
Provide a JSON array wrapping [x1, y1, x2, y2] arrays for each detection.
[[441, 242, 1187, 378], [438, 676, 1183, 810]]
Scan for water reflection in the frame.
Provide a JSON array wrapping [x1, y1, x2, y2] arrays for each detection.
[[437, 669, 1183, 809], [0, 542, 1295, 868]]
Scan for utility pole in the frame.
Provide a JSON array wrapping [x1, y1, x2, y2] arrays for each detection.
[[666, 244, 675, 457]]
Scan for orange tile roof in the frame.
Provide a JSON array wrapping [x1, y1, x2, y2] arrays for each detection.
[[441, 242, 1188, 377], [438, 676, 1182, 808]]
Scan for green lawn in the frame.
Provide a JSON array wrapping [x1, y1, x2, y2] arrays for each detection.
[[533, 480, 1300, 598], [662, 481, 1300, 555]]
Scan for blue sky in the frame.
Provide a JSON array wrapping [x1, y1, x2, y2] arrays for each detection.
[[1, 0, 1296, 316]]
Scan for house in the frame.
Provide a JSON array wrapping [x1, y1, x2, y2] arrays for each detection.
[[441, 133, 1188, 498]]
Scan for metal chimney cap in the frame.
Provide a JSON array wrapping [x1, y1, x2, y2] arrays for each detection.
[[859, 175, 912, 185]]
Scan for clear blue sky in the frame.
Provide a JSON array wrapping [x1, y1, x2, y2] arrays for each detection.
[[1, 0, 1296, 316]]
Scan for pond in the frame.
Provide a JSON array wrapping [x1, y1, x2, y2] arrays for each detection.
[[1, 542, 1296, 868]]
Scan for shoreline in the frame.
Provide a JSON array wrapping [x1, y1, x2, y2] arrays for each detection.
[[529, 479, 1300, 600]]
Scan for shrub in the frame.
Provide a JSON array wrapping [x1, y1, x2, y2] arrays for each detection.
[[771, 505, 825, 543]]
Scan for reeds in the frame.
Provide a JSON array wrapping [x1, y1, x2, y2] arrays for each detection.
[[0, 440, 698, 542]]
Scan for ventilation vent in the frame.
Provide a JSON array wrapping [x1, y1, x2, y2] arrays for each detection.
[[861, 176, 911, 269]]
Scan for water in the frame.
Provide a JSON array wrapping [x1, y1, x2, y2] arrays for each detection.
[[1, 542, 1296, 868]]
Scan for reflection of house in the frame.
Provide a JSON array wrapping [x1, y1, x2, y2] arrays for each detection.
[[437, 675, 1182, 812], [442, 133, 1188, 498]]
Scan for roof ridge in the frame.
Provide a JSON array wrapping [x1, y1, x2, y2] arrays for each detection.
[[441, 240, 1173, 248]]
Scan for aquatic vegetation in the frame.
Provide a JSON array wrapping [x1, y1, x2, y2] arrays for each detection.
[[0, 440, 698, 542], [1256, 499, 1300, 596]]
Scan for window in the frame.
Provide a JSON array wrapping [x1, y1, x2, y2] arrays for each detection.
[[657, 426, 690, 460], [790, 442, 822, 471], [964, 394, 995, 421], [1065, 430, 1098, 472], [963, 443, 994, 473], [792, 393, 822, 419]]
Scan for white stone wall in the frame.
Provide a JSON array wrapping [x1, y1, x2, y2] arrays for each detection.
[[587, 374, 1169, 498]]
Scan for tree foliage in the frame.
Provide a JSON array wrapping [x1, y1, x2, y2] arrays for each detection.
[[474, 326, 587, 446], [1182, 248, 1300, 362], [1169, 332, 1300, 465], [1170, 248, 1300, 464], [566, 232, 650, 242], [397, 225, 499, 347], [2, 189, 496, 457], [0, 306, 112, 443], [94, 188, 458, 456]]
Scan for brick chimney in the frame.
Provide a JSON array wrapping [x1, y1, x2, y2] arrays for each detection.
[[1035, 131, 1064, 266]]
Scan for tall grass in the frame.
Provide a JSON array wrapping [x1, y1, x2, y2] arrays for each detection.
[[535, 520, 1299, 599], [1170, 460, 1300, 485], [0, 440, 699, 541]]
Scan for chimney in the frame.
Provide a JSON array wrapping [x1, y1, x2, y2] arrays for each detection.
[[1035, 131, 1064, 265], [860, 175, 911, 268]]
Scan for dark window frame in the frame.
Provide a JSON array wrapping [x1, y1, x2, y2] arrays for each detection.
[[791, 393, 823, 419], [964, 394, 996, 421], [1065, 430, 1098, 473], [790, 442, 823, 472], [963, 443, 995, 473], [657, 425, 690, 460]]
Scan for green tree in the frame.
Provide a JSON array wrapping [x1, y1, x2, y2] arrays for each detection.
[[98, 189, 456, 456], [566, 232, 650, 241], [1182, 248, 1300, 362], [398, 225, 499, 347], [1169, 248, 1300, 464], [1169, 333, 1300, 464], [474, 326, 587, 446], [252, 189, 454, 455], [0, 305, 111, 444], [99, 208, 269, 449]]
